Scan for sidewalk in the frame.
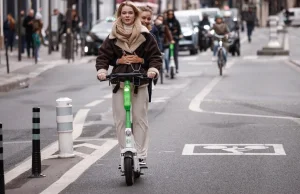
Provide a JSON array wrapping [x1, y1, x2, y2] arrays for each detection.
[[0, 46, 95, 92]]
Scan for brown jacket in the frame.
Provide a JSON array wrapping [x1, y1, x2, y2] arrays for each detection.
[[96, 28, 162, 84]]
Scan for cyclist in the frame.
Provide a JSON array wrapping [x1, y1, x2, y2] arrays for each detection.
[[211, 14, 229, 63], [96, 1, 162, 164]]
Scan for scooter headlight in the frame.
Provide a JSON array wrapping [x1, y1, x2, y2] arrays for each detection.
[[204, 25, 210, 30]]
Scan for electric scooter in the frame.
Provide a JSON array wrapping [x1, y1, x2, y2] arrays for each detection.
[[169, 43, 176, 79], [99, 72, 150, 186]]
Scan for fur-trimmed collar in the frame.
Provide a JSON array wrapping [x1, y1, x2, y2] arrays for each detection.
[[109, 25, 149, 53]]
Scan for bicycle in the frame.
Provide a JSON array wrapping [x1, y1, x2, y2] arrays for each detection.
[[214, 34, 227, 76], [99, 72, 151, 186]]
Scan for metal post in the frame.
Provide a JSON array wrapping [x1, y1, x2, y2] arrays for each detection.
[[0, 123, 5, 194], [56, 98, 74, 158], [29, 107, 45, 178], [0, 0, 4, 50], [173, 0, 176, 10], [5, 38, 9, 74], [18, 0, 22, 61], [66, 0, 73, 62], [48, 0, 52, 54]]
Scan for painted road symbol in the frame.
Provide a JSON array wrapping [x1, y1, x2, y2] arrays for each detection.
[[182, 144, 286, 155]]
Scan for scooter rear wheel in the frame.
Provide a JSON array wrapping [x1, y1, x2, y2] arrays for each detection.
[[124, 157, 134, 186]]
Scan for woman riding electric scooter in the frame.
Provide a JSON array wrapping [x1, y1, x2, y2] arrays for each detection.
[[96, 1, 162, 168]]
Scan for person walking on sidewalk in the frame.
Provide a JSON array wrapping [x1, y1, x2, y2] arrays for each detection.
[[96, 1, 162, 164], [242, 8, 256, 43], [23, 9, 35, 58], [16, 10, 26, 54], [166, 9, 182, 74], [32, 27, 41, 61], [3, 14, 16, 52]]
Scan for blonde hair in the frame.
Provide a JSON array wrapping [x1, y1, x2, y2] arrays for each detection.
[[139, 6, 153, 14], [116, 1, 140, 18]]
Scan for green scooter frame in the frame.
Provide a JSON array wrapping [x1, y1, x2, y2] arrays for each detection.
[[169, 43, 176, 79]]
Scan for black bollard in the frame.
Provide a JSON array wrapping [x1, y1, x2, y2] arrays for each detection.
[[29, 107, 45, 178], [0, 123, 5, 193]]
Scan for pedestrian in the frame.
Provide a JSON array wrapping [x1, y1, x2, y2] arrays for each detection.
[[139, 6, 162, 86], [243, 8, 256, 43], [165, 9, 182, 74], [52, 9, 65, 51], [17, 10, 27, 54], [23, 9, 35, 58], [32, 26, 41, 61], [33, 12, 44, 46], [96, 1, 162, 164], [155, 15, 174, 77], [3, 14, 16, 52]]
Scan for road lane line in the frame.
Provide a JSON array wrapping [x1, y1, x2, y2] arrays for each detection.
[[188, 60, 300, 120], [85, 100, 104, 107], [103, 93, 112, 99], [5, 108, 90, 184], [94, 126, 113, 138], [40, 140, 118, 194]]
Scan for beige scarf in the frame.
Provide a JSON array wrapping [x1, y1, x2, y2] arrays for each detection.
[[111, 17, 142, 48]]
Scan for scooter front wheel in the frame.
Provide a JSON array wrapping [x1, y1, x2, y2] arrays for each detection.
[[124, 157, 134, 186]]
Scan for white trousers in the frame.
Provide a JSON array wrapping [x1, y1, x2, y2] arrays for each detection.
[[112, 85, 149, 159]]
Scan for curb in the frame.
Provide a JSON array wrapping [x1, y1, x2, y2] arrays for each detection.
[[289, 60, 300, 68], [0, 56, 95, 93], [0, 75, 29, 92]]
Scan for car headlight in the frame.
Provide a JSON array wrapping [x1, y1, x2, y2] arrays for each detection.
[[183, 31, 193, 37], [86, 35, 93, 42]]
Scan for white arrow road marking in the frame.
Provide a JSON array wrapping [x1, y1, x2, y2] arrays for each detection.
[[40, 140, 118, 194]]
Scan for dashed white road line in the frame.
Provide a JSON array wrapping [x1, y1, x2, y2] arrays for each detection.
[[85, 100, 104, 107], [103, 93, 112, 99]]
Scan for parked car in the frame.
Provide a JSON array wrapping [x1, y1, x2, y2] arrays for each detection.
[[84, 17, 115, 55], [175, 11, 199, 55]]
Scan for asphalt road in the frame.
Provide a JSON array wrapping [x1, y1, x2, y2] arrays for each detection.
[[2, 27, 300, 194]]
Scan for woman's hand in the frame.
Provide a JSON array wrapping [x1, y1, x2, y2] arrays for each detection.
[[97, 73, 106, 81], [147, 71, 156, 79], [117, 55, 143, 64]]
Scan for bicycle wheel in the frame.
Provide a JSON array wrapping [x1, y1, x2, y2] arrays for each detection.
[[124, 157, 134, 186]]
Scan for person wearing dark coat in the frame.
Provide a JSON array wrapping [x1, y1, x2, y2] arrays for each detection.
[[3, 14, 16, 52], [166, 9, 182, 73], [23, 9, 35, 57]]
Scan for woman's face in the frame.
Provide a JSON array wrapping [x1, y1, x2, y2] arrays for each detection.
[[216, 18, 222, 24], [121, 5, 135, 25], [140, 11, 152, 27]]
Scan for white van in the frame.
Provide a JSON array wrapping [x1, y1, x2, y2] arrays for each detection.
[[289, 7, 300, 26]]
